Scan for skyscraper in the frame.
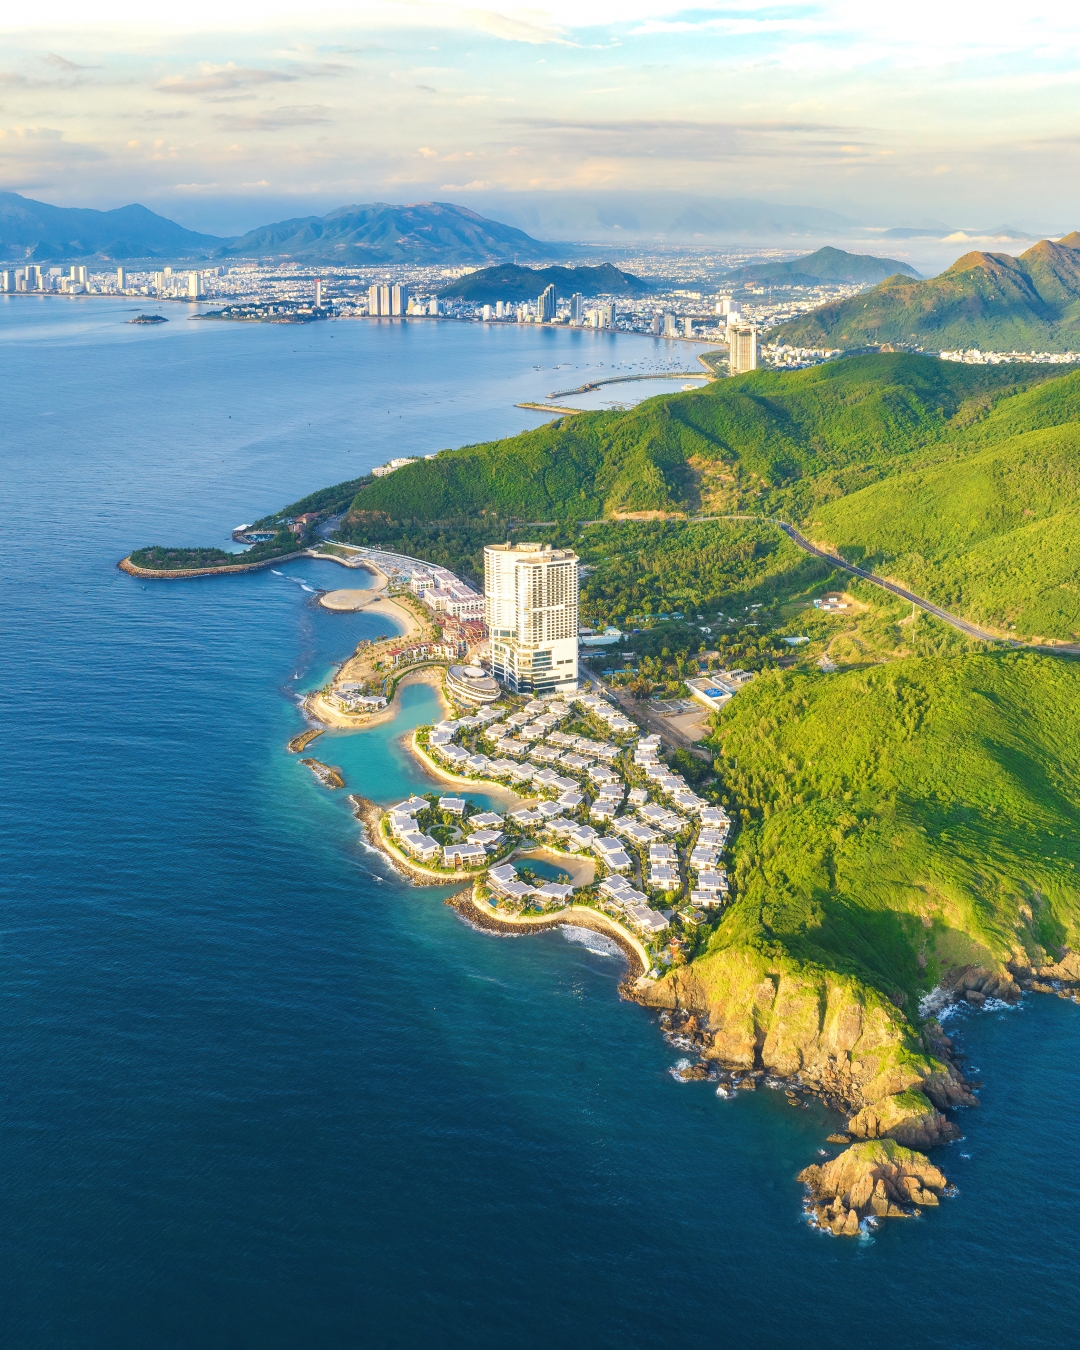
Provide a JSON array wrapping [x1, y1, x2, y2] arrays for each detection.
[[391, 284, 408, 316], [187, 271, 201, 299], [684, 317, 694, 338], [484, 542, 579, 696], [663, 313, 677, 337], [570, 292, 583, 324], [428, 296, 439, 316], [727, 324, 759, 374], [314, 279, 323, 307], [116, 267, 126, 289], [380, 284, 391, 315], [1, 269, 14, 292], [537, 283, 556, 322], [367, 284, 380, 315]]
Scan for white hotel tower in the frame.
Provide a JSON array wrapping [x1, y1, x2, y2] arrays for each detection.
[[483, 542, 579, 696]]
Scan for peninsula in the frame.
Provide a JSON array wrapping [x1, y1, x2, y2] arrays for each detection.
[[122, 350, 1080, 1234]]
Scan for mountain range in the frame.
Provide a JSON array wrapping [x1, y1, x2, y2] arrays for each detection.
[[719, 246, 920, 288], [0, 194, 554, 265], [437, 262, 649, 303], [0, 192, 220, 262], [773, 234, 1080, 351], [222, 202, 551, 265]]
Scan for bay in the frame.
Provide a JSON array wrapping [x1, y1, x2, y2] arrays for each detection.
[[1, 295, 1077, 1349]]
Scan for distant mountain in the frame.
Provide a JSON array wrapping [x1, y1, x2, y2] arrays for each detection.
[[0, 191, 221, 262], [771, 234, 1080, 351], [223, 202, 553, 265], [437, 262, 649, 303], [719, 246, 920, 288]]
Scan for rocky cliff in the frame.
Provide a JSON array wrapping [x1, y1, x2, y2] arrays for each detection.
[[635, 945, 975, 1115]]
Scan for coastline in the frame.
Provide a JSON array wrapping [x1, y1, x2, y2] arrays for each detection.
[[350, 794, 494, 884], [447, 885, 652, 982], [307, 666, 450, 731]]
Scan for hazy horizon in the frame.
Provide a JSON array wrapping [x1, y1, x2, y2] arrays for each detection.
[[3, 0, 1079, 259]]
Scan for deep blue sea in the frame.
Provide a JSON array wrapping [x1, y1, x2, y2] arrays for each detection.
[[3, 296, 1079, 1349]]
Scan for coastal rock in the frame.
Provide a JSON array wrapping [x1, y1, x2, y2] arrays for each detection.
[[634, 947, 970, 1115], [942, 964, 1022, 1005], [799, 1139, 948, 1235], [847, 1089, 962, 1148]]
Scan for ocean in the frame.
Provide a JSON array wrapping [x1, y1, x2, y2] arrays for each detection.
[[2, 295, 1078, 1349]]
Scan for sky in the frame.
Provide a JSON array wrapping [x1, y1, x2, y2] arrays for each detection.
[[2, 0, 1080, 241]]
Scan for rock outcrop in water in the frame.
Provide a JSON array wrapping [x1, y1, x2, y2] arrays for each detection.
[[799, 1139, 948, 1235]]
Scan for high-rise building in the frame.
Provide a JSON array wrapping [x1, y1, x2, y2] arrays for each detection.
[[495, 300, 505, 318], [391, 284, 408, 316], [570, 292, 584, 325], [314, 279, 323, 308], [727, 323, 759, 374], [684, 317, 694, 338], [599, 301, 616, 328], [537, 283, 556, 322], [187, 271, 202, 299], [428, 296, 439, 316], [1, 269, 14, 292], [153, 272, 166, 293], [484, 542, 579, 696], [650, 313, 661, 335], [116, 267, 126, 289], [663, 313, 677, 338], [367, 284, 380, 315], [379, 284, 391, 315]]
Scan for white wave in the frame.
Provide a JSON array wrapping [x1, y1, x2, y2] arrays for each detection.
[[670, 1058, 694, 1082], [300, 583, 316, 593], [271, 570, 285, 576], [715, 1084, 734, 1098], [561, 925, 621, 958]]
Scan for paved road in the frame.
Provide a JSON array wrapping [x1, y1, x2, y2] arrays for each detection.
[[771, 521, 1080, 654]]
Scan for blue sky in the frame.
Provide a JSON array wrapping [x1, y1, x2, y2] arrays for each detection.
[[2, 0, 1079, 239]]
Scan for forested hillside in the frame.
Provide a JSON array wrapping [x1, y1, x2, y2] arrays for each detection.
[[340, 353, 1080, 637]]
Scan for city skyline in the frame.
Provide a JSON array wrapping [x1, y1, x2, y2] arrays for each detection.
[[3, 2, 1080, 239]]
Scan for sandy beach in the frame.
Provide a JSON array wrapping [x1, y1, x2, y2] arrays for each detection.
[[307, 665, 450, 729]]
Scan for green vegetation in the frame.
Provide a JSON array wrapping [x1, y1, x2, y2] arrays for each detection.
[[254, 475, 372, 528], [772, 234, 1080, 352], [702, 650, 1080, 1011], [721, 245, 919, 288], [338, 354, 1080, 640], [437, 262, 649, 304], [129, 534, 301, 570]]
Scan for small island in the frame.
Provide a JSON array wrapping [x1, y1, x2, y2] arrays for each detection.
[[128, 314, 168, 324]]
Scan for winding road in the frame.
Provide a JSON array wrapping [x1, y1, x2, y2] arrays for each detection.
[[707, 514, 1079, 655]]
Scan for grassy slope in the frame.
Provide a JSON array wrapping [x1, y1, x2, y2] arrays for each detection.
[[811, 421, 1080, 638], [647, 650, 1080, 1104], [710, 652, 1080, 1001]]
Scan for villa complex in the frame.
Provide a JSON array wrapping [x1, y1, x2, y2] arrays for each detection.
[[383, 688, 731, 966]]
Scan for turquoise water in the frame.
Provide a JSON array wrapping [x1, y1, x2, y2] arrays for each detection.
[[3, 295, 1079, 1348]]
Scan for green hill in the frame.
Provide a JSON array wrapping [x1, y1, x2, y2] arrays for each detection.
[[638, 648, 1080, 1117], [437, 262, 649, 304], [341, 353, 1080, 639], [770, 234, 1080, 352], [720, 245, 919, 288]]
